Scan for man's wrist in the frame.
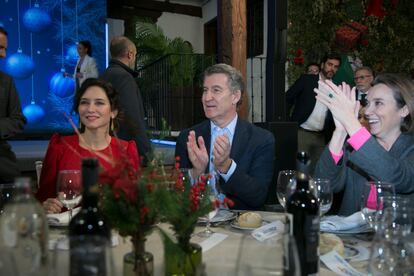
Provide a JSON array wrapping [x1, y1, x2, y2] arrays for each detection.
[[217, 159, 232, 174]]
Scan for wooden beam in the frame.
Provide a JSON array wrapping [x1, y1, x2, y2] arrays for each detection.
[[219, 0, 248, 120], [108, 0, 202, 18]]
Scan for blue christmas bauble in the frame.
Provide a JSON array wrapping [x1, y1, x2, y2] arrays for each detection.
[[23, 103, 45, 124], [22, 6, 52, 33], [5, 51, 35, 79], [66, 44, 79, 62], [49, 71, 75, 98]]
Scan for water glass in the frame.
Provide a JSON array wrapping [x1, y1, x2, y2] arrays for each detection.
[[276, 170, 296, 209], [361, 181, 395, 230], [236, 227, 300, 276]]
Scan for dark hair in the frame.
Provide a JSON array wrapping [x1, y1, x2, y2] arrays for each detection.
[[321, 52, 341, 66], [0, 27, 7, 36], [73, 78, 120, 133], [355, 66, 374, 78], [202, 63, 244, 106], [110, 36, 135, 59], [78, 40, 92, 56], [372, 73, 414, 133]]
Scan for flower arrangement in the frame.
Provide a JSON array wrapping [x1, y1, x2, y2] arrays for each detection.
[[158, 157, 234, 275], [99, 152, 167, 276]]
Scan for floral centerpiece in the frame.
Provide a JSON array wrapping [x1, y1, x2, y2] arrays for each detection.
[[158, 158, 234, 275], [99, 153, 167, 276]]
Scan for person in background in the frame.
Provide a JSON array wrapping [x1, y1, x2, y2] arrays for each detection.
[[286, 53, 341, 174], [175, 64, 275, 210], [354, 66, 374, 107], [100, 36, 151, 161], [314, 74, 414, 215], [73, 40, 98, 90], [37, 78, 139, 213], [0, 27, 27, 184], [306, 62, 320, 75]]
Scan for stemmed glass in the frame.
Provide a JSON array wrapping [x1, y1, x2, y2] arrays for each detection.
[[361, 181, 395, 231], [311, 178, 332, 216], [276, 170, 296, 209], [56, 170, 82, 221], [197, 173, 218, 237], [369, 199, 414, 275]]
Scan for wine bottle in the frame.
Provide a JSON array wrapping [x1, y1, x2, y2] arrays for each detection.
[[286, 151, 319, 276], [69, 158, 110, 276]]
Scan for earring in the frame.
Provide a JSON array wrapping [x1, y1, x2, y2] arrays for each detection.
[[109, 118, 114, 132], [79, 121, 83, 130]]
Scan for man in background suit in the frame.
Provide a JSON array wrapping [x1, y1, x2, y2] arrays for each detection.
[[175, 64, 275, 210], [0, 27, 26, 183], [101, 36, 151, 160], [286, 53, 341, 174], [354, 66, 374, 107]]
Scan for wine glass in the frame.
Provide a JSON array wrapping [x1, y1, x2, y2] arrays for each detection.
[[361, 181, 395, 231], [57, 170, 82, 221], [276, 170, 296, 209], [197, 173, 218, 237], [311, 178, 332, 216], [369, 203, 414, 275]]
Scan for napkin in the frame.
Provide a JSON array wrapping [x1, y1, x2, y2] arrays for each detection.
[[320, 211, 366, 231], [47, 207, 81, 226]]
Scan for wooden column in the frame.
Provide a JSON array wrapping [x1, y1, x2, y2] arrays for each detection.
[[218, 0, 248, 120]]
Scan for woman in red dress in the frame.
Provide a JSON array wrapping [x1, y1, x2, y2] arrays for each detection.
[[37, 78, 140, 213]]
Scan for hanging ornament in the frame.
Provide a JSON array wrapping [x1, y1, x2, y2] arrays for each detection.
[[5, 48, 35, 79], [22, 3, 52, 33], [49, 69, 75, 98], [65, 44, 79, 62], [23, 101, 45, 124], [366, 0, 386, 19]]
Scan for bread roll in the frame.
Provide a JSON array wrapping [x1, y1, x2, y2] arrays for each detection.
[[319, 233, 345, 256], [238, 212, 262, 228]]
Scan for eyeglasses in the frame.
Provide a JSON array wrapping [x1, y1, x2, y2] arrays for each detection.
[[354, 75, 372, 81]]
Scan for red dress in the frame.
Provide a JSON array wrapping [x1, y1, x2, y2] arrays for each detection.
[[36, 134, 139, 203]]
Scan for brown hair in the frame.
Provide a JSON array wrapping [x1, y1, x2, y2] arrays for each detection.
[[372, 73, 414, 133]]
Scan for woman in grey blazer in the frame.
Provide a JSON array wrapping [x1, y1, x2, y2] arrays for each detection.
[[314, 74, 414, 215]]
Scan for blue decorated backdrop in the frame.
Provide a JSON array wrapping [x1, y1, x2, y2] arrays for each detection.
[[0, 0, 106, 135]]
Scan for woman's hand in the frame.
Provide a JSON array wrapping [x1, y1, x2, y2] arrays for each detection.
[[315, 80, 362, 136], [42, 198, 63, 214]]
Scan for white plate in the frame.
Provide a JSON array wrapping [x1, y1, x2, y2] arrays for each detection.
[[230, 220, 268, 231]]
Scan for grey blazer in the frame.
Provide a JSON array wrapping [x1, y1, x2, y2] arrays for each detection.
[[315, 133, 414, 215]]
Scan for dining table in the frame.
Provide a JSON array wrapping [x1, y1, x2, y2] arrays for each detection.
[[47, 211, 372, 276]]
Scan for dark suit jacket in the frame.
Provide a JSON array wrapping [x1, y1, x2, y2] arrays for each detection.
[[175, 118, 275, 210], [100, 60, 151, 159], [286, 74, 334, 141], [0, 71, 26, 183]]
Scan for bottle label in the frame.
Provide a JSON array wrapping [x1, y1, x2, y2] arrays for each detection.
[[70, 238, 108, 276], [305, 215, 320, 263]]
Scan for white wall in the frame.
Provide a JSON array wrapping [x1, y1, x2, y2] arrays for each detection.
[[156, 13, 204, 53]]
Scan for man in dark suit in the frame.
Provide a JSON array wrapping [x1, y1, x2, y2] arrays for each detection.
[[101, 36, 151, 160], [286, 53, 341, 173], [0, 27, 26, 183], [175, 64, 275, 210], [354, 66, 374, 107]]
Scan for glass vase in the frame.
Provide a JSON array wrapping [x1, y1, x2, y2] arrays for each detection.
[[123, 235, 154, 276], [164, 242, 202, 276]]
